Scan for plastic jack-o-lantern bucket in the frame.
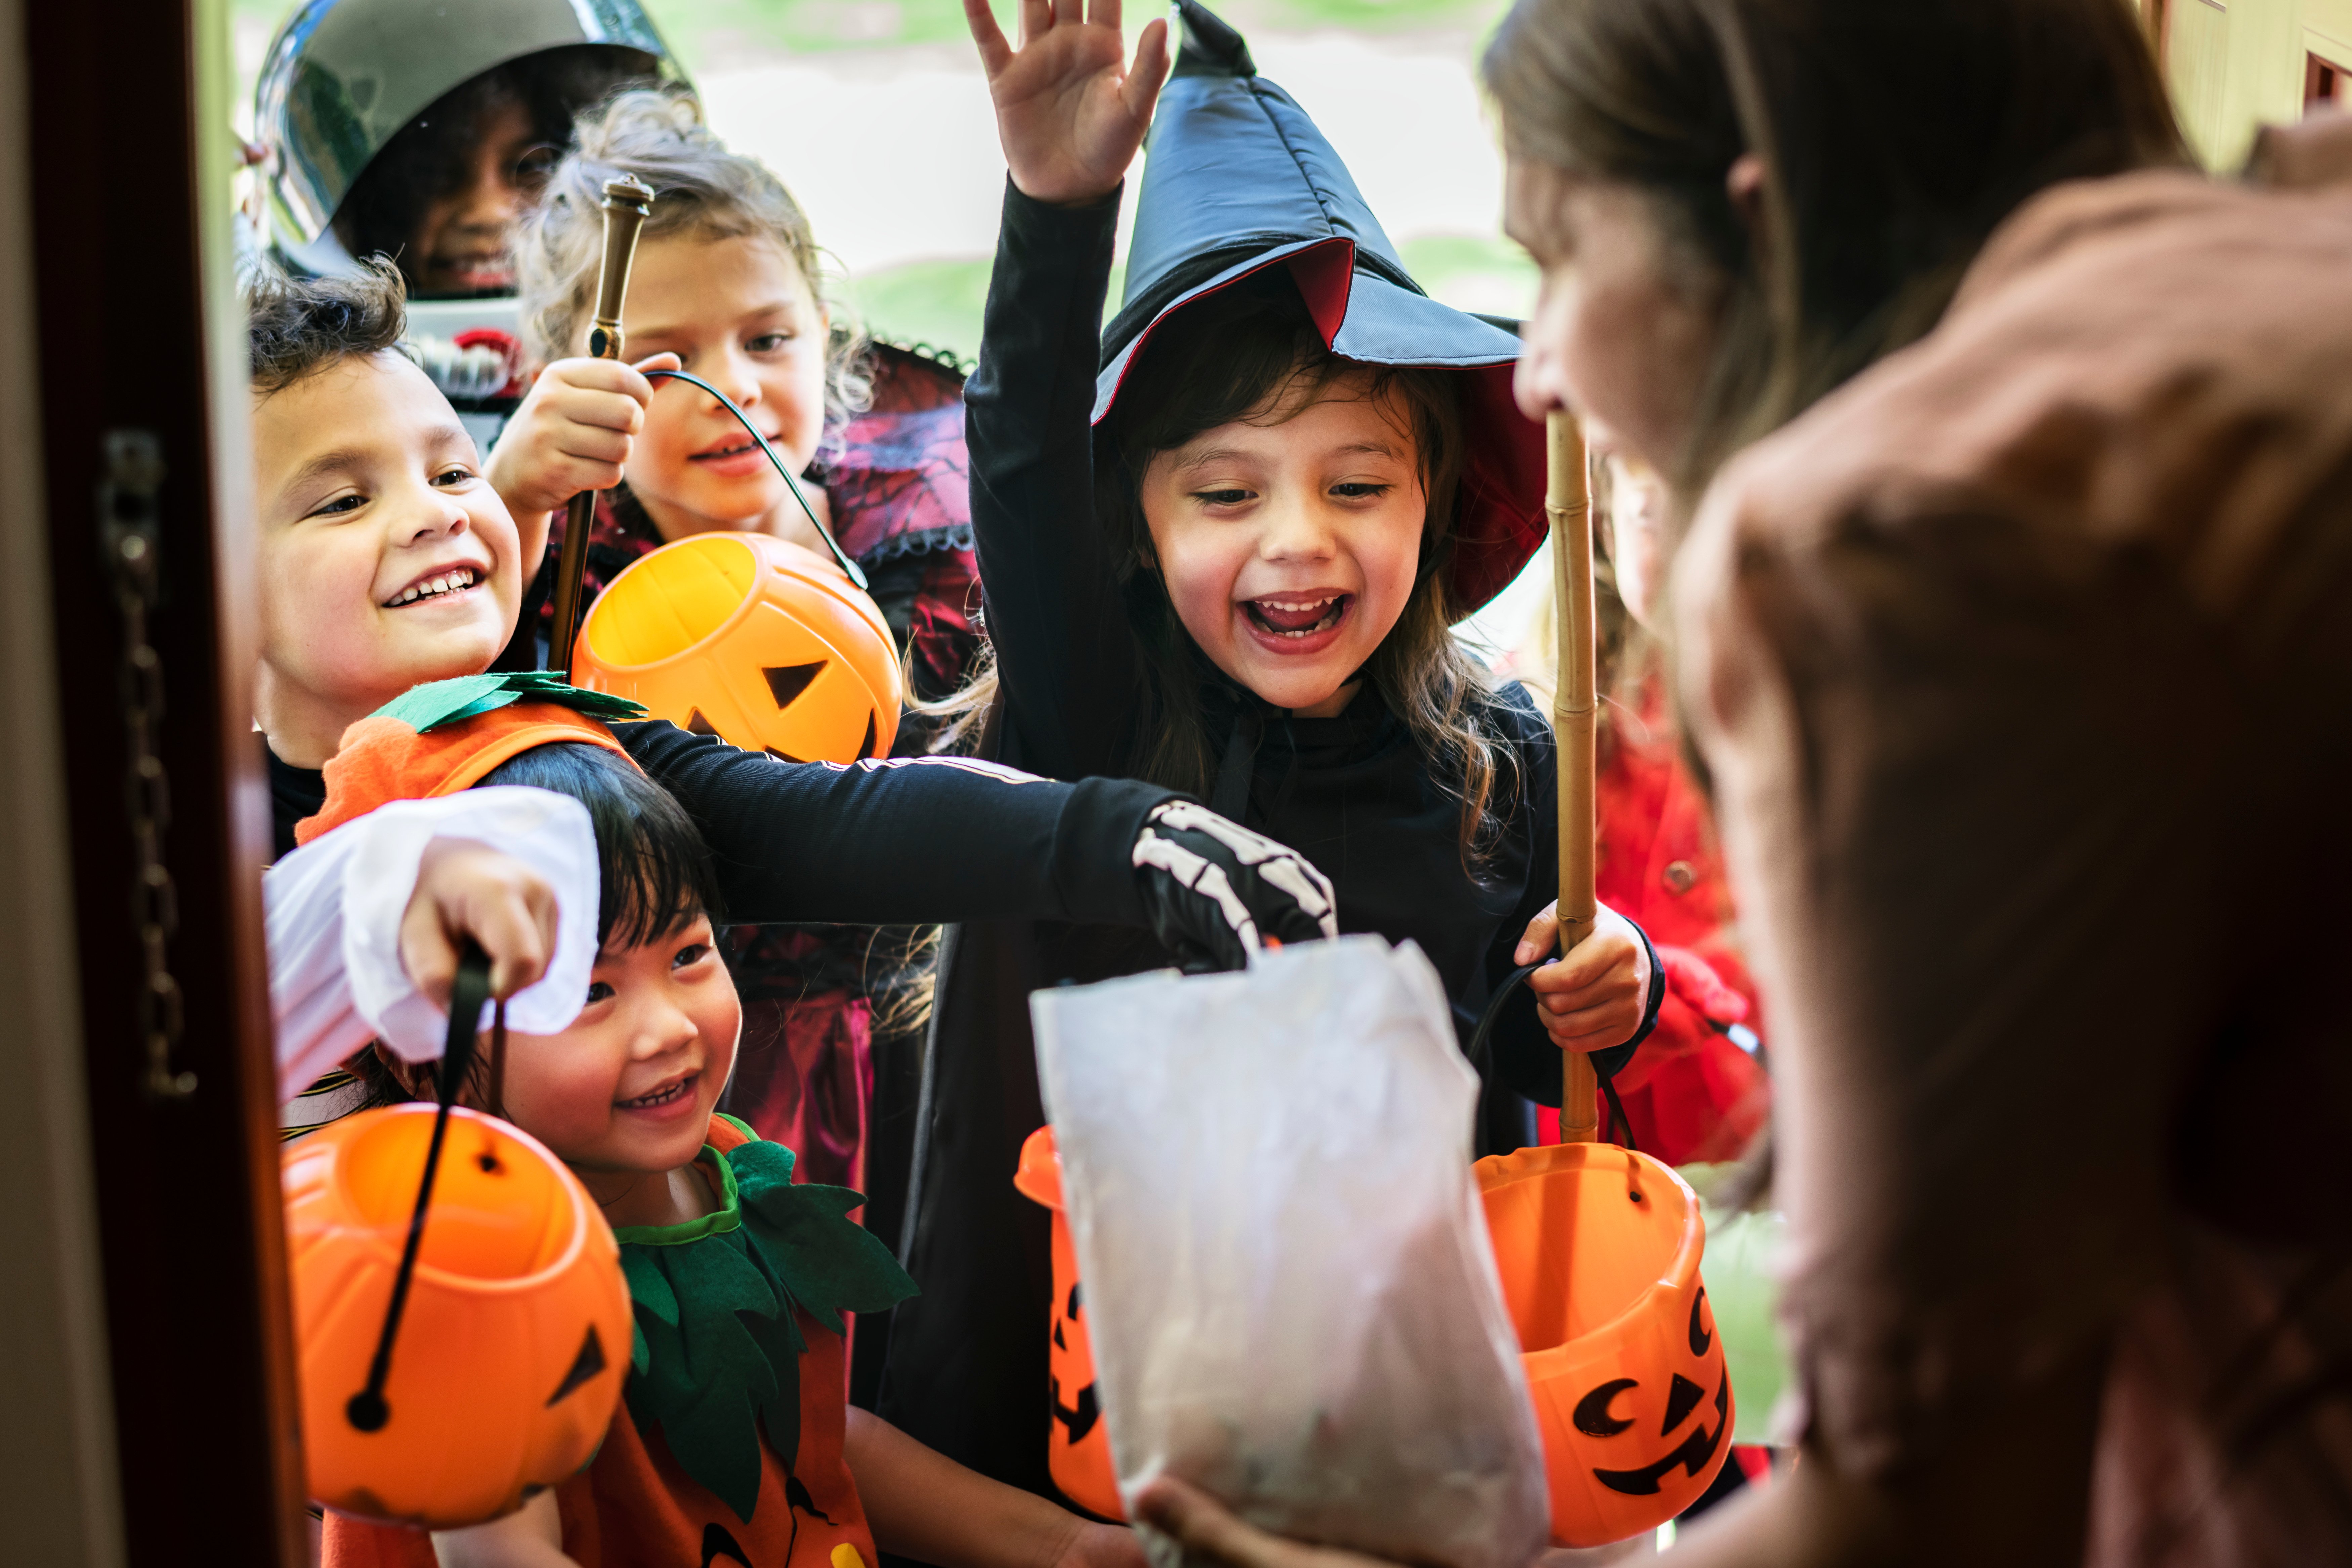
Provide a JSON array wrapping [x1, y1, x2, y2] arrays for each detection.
[[571, 532, 904, 764], [1475, 1142, 1732, 1548], [285, 1105, 633, 1528], [1013, 1126, 1123, 1519]]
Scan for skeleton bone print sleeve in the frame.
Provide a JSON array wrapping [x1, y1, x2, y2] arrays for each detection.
[[615, 721, 1335, 968]]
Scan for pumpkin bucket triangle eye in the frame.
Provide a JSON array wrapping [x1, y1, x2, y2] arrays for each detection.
[[546, 1324, 609, 1407], [685, 709, 720, 737], [1660, 1372, 1705, 1434], [764, 661, 826, 707]]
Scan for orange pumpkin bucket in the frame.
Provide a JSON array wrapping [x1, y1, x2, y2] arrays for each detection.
[[284, 1104, 632, 1527], [1474, 1142, 1732, 1546], [1013, 1125, 1123, 1519], [571, 532, 904, 764]]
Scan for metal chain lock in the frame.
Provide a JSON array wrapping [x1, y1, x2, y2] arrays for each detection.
[[98, 429, 194, 1100]]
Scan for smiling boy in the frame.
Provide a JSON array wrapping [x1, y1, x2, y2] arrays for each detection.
[[252, 264, 539, 800]]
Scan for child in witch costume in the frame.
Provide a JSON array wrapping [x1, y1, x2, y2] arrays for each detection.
[[253, 266, 1340, 1134], [872, 0, 1663, 1492], [486, 89, 988, 1193], [282, 688, 1148, 1568]]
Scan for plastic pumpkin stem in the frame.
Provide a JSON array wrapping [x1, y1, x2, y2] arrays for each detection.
[[344, 943, 492, 1433], [547, 174, 655, 674], [1548, 410, 1600, 1144]]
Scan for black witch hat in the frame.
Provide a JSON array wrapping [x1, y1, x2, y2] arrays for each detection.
[[1094, 0, 1546, 618]]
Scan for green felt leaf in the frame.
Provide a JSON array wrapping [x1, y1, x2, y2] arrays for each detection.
[[610, 1133, 917, 1528], [733, 1163, 918, 1337], [621, 1251, 679, 1327], [670, 1368, 769, 1524], [375, 675, 521, 733], [369, 671, 648, 735]]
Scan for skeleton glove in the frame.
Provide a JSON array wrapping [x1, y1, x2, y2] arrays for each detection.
[[1131, 800, 1338, 972]]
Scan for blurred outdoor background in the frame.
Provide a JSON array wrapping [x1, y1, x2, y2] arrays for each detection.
[[231, 0, 1551, 650]]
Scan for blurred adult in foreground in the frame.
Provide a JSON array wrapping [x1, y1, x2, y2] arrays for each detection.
[[1132, 0, 2352, 1563]]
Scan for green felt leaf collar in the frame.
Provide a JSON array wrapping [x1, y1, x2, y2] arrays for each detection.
[[613, 1120, 918, 1524], [372, 670, 648, 734]]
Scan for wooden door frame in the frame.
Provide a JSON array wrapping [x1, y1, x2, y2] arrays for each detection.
[[13, 0, 303, 1559]]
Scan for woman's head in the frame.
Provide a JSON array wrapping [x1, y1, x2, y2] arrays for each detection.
[[1486, 0, 2182, 502], [1103, 278, 1464, 714], [389, 744, 736, 1183], [518, 90, 868, 543], [333, 47, 651, 299]]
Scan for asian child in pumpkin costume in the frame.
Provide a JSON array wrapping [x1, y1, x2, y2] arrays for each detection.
[[253, 267, 1340, 1132], [280, 685, 1149, 1568], [870, 0, 1665, 1493], [486, 87, 990, 1204]]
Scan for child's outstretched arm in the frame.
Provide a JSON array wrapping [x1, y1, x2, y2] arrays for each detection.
[[617, 724, 1335, 968], [267, 788, 597, 1102], [960, 0, 1169, 780], [847, 1407, 1145, 1568]]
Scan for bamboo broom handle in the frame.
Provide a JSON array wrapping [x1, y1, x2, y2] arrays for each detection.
[[1548, 410, 1601, 1142], [546, 173, 655, 674]]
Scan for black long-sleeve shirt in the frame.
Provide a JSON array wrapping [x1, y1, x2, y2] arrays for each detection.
[[267, 721, 1177, 930]]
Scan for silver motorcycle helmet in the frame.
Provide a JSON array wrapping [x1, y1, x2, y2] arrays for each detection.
[[255, 0, 683, 287]]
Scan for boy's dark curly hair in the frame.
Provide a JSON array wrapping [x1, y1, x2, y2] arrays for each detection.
[[246, 259, 408, 395]]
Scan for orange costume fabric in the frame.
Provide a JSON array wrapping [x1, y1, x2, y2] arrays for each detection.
[[324, 1117, 881, 1568]]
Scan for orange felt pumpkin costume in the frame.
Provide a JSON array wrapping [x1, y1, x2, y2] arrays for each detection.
[[325, 1116, 913, 1568]]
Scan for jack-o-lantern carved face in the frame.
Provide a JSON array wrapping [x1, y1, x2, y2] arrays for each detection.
[[1475, 1142, 1734, 1548], [1015, 1127, 1124, 1519], [573, 533, 902, 764], [285, 1106, 633, 1529], [1571, 1289, 1730, 1498]]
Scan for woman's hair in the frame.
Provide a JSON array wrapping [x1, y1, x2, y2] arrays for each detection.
[[246, 259, 408, 395], [515, 88, 870, 456], [1483, 0, 2185, 495], [333, 46, 653, 293], [923, 273, 1521, 866]]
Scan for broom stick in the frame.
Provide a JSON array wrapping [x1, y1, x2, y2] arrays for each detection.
[[545, 173, 654, 674], [1547, 410, 1601, 1143]]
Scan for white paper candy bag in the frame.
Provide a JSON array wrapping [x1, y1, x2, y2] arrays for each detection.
[[1032, 936, 1550, 1568]]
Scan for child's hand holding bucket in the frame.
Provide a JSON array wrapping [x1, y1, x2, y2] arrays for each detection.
[[1514, 900, 1653, 1051]]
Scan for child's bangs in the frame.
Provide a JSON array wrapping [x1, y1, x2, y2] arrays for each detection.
[[474, 743, 724, 950]]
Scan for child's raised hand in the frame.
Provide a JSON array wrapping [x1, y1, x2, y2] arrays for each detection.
[[1514, 900, 1653, 1051], [965, 0, 1171, 206], [485, 351, 683, 554], [400, 836, 562, 1009]]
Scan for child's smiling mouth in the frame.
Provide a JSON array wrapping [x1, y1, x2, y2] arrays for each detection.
[[381, 566, 481, 609], [614, 1070, 700, 1114], [1242, 592, 1353, 642], [689, 435, 784, 479]]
